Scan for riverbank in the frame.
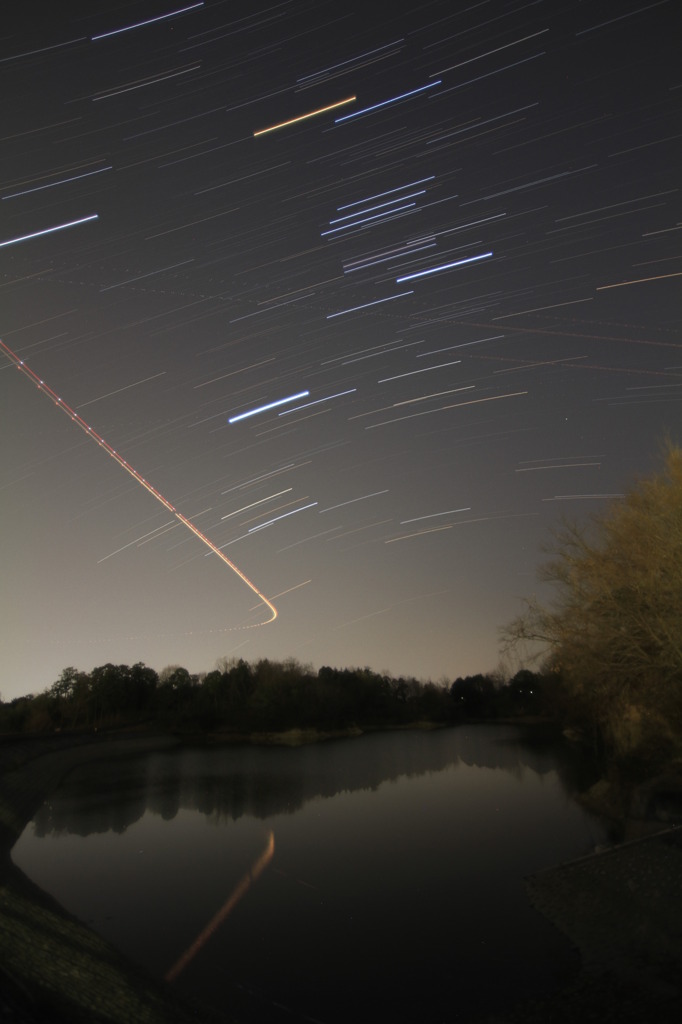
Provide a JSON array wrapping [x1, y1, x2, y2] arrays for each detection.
[[1, 729, 680, 1023], [0, 725, 439, 1021], [0, 733, 231, 1023], [486, 825, 682, 1023]]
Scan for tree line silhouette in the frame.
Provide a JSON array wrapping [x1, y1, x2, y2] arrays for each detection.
[[0, 659, 547, 736], [2, 446, 678, 787]]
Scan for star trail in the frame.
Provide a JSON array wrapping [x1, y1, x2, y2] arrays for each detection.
[[1, 0, 680, 697]]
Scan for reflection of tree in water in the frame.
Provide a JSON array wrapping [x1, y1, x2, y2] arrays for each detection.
[[32, 725, 599, 839]]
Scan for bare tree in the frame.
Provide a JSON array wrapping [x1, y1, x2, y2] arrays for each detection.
[[501, 443, 682, 759]]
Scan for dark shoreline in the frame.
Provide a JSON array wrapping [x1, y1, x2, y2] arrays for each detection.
[[1, 728, 680, 1023], [0, 732, 231, 1023]]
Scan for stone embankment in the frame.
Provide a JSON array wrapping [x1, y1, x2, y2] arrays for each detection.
[[484, 826, 682, 1023]]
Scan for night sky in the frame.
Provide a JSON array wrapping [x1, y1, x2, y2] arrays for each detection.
[[1, 0, 680, 700]]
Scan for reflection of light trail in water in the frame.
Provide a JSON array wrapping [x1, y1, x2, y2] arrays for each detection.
[[165, 830, 275, 983], [0, 339, 277, 627]]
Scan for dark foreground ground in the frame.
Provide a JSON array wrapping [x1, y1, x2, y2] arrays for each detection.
[[490, 826, 682, 1023], [1, 733, 680, 1023], [0, 733, 229, 1023]]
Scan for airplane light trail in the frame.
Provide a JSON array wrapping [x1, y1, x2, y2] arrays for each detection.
[[254, 97, 356, 137], [0, 339, 277, 626]]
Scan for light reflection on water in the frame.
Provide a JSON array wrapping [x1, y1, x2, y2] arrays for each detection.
[[12, 725, 608, 1022]]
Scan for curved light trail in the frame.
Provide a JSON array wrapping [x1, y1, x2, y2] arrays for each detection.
[[0, 339, 277, 626]]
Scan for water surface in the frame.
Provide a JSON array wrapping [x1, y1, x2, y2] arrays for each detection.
[[13, 725, 608, 1022]]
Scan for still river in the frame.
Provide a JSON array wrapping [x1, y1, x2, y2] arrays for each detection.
[[12, 725, 610, 1022]]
